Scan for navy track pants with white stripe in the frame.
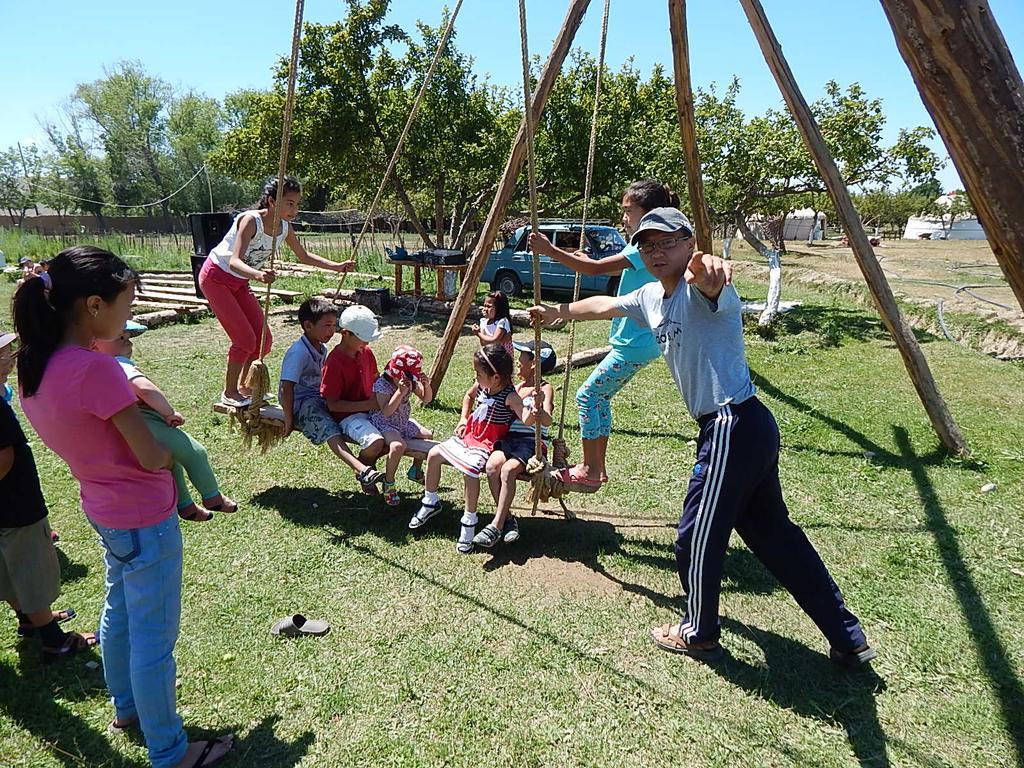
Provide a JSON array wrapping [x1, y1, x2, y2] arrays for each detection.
[[675, 397, 867, 651]]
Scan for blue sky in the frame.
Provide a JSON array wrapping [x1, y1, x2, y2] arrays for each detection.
[[6, 0, 1023, 192]]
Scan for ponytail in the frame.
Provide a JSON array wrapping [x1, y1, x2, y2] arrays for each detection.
[[623, 178, 679, 213], [13, 246, 137, 396], [258, 175, 302, 209]]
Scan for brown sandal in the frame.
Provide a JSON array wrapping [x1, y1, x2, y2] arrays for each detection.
[[42, 631, 98, 663], [649, 624, 723, 661]]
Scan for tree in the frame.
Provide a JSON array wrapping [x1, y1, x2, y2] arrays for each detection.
[[692, 80, 941, 325], [215, 0, 514, 249]]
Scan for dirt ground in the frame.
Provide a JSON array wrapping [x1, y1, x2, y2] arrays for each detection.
[[731, 238, 1022, 330]]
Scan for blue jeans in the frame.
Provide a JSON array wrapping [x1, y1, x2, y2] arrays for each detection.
[[91, 512, 187, 768], [576, 345, 660, 439]]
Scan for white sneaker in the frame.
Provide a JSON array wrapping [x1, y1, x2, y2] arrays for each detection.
[[408, 500, 442, 530], [220, 392, 252, 408]]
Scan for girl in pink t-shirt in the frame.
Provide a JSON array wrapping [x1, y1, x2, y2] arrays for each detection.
[[14, 247, 234, 768]]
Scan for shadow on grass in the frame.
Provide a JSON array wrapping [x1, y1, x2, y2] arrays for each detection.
[[746, 371, 1019, 761], [0, 655, 313, 768], [715, 617, 890, 767], [227, 714, 314, 768], [255, 484, 778, 610], [0, 656, 129, 767], [57, 547, 89, 584], [894, 426, 1024, 765]]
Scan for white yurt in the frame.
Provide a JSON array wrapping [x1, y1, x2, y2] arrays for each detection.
[[902, 193, 986, 240], [783, 208, 826, 241]]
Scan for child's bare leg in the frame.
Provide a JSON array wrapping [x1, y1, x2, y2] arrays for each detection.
[[464, 475, 481, 513], [225, 358, 246, 400], [485, 452, 507, 505], [238, 356, 255, 396], [411, 426, 433, 474], [493, 458, 525, 530], [382, 430, 406, 483], [357, 438, 386, 468], [424, 447, 445, 493], [326, 435, 368, 473]]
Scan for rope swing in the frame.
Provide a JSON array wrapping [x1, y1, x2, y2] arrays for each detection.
[[232, 0, 305, 452], [526, 0, 612, 508], [331, 0, 466, 302]]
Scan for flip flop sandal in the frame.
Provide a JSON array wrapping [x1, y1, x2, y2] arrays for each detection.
[[204, 496, 238, 514], [649, 624, 723, 661], [109, 715, 139, 735], [42, 631, 98, 664], [830, 644, 877, 668], [187, 735, 235, 768], [179, 507, 214, 522], [18, 608, 76, 638], [555, 466, 604, 488], [270, 614, 331, 638]]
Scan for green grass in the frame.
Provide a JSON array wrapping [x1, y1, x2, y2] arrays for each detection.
[[0, 273, 1022, 767]]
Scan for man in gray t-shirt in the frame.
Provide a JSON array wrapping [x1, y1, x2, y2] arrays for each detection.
[[531, 207, 874, 668]]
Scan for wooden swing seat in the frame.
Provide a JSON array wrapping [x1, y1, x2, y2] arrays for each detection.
[[210, 401, 598, 493]]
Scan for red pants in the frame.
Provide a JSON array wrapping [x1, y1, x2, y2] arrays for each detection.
[[198, 259, 272, 364]]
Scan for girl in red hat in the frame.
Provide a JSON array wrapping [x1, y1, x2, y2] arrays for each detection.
[[369, 345, 434, 506]]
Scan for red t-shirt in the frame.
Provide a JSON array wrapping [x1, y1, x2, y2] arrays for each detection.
[[321, 346, 379, 418]]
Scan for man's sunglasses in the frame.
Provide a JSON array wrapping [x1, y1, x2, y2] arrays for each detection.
[[637, 232, 693, 255]]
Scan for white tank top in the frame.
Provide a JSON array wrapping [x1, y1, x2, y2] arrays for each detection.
[[208, 212, 289, 279]]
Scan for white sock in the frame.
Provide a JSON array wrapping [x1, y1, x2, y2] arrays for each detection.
[[458, 511, 478, 544], [422, 490, 439, 506]]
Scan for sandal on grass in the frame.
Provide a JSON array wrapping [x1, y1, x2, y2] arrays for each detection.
[[109, 715, 139, 735], [472, 524, 502, 549], [649, 624, 723, 662], [42, 631, 98, 664], [18, 608, 76, 638], [183, 735, 235, 768], [406, 465, 425, 485], [356, 467, 383, 495], [270, 614, 330, 638], [830, 644, 877, 668]]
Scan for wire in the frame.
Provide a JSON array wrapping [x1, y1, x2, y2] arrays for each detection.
[[25, 164, 209, 209]]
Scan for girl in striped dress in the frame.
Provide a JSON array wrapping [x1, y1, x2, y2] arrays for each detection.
[[408, 344, 528, 553]]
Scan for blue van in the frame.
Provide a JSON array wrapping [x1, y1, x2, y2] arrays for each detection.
[[481, 222, 628, 297]]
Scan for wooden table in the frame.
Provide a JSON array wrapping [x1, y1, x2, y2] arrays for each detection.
[[388, 259, 468, 301]]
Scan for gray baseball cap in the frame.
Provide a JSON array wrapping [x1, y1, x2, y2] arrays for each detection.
[[630, 207, 694, 246]]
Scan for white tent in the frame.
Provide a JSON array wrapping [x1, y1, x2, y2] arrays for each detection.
[[902, 193, 986, 240], [783, 208, 826, 241]]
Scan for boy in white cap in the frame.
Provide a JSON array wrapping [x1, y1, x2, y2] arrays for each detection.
[[320, 305, 388, 493], [531, 207, 874, 667], [280, 298, 384, 492]]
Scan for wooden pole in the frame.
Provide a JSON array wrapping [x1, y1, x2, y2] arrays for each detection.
[[668, 0, 714, 255], [428, 0, 592, 394], [738, 0, 969, 456], [877, 0, 1024, 315]]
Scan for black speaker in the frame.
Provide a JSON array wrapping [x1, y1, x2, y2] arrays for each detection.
[[187, 212, 233, 257]]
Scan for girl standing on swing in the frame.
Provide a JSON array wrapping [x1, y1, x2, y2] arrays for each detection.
[[528, 178, 677, 488], [200, 176, 357, 408]]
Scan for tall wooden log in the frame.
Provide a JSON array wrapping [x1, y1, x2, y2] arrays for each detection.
[[428, 0, 592, 394], [668, 0, 714, 254], [739, 0, 969, 456], [877, 0, 1024, 315]]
